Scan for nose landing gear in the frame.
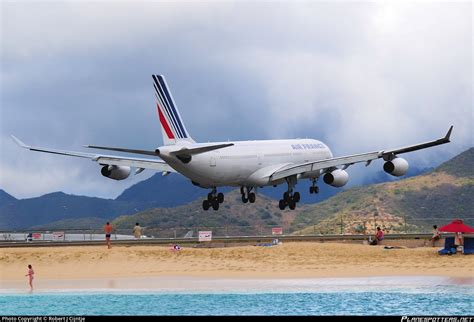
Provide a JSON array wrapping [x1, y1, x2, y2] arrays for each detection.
[[309, 178, 319, 194]]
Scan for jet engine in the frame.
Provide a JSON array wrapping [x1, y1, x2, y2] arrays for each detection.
[[101, 165, 131, 180], [383, 157, 409, 177], [323, 169, 349, 187]]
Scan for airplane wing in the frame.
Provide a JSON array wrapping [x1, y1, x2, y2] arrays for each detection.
[[11, 135, 175, 173], [83, 145, 158, 156], [270, 126, 453, 181]]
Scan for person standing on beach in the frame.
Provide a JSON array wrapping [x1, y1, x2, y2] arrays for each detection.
[[133, 222, 142, 239], [25, 264, 34, 290], [104, 222, 113, 249], [454, 231, 463, 250], [430, 225, 441, 247]]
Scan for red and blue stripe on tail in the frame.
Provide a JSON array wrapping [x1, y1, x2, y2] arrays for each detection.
[[152, 75, 193, 145]]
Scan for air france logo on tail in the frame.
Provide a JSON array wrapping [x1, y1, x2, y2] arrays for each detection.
[[152, 75, 192, 145]]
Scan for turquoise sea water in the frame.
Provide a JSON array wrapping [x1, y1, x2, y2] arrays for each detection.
[[2, 284, 473, 315]]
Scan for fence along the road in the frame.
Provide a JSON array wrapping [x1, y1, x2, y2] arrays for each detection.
[[1, 217, 472, 241]]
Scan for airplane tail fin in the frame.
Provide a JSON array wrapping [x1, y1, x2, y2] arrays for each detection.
[[152, 75, 194, 146]]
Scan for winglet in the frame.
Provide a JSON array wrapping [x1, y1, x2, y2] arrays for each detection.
[[445, 125, 453, 142], [11, 135, 29, 149]]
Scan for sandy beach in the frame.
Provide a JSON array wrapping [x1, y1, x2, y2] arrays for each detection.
[[1, 242, 473, 290]]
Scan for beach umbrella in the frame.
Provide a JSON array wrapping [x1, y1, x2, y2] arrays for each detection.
[[439, 219, 474, 233]]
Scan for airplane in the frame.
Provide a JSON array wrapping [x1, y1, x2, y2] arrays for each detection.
[[12, 75, 453, 211]]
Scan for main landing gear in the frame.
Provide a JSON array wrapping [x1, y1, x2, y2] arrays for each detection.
[[240, 186, 256, 204], [202, 188, 224, 211], [279, 176, 300, 210], [278, 191, 300, 210]]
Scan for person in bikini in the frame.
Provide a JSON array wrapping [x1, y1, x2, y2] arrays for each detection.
[[25, 264, 34, 290]]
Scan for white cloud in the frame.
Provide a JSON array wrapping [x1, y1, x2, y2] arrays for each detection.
[[0, 1, 472, 198]]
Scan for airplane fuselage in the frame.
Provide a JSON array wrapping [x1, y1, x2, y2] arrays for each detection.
[[159, 139, 333, 188]]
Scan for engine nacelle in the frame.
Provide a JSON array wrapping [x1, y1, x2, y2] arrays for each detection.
[[101, 165, 131, 180], [383, 157, 409, 177], [323, 169, 349, 187]]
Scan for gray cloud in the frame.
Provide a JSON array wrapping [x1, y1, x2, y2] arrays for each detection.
[[1, 1, 472, 199]]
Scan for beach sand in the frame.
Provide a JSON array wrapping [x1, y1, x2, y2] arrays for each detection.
[[1, 242, 473, 290]]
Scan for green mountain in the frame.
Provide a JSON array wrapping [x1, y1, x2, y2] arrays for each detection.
[[291, 148, 474, 234], [112, 190, 307, 237], [0, 174, 217, 229], [0, 192, 132, 230], [434, 147, 474, 178]]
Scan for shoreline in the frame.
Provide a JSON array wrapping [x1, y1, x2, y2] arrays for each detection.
[[2, 275, 474, 293]]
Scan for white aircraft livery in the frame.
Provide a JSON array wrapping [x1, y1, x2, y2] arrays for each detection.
[[12, 75, 453, 211]]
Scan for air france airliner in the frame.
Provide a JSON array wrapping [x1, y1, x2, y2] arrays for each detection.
[[12, 75, 453, 211]]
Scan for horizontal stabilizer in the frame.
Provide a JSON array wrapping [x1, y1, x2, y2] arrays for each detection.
[[171, 143, 234, 156]]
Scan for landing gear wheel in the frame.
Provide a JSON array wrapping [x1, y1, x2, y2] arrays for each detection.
[[207, 193, 213, 201], [309, 186, 314, 194], [217, 192, 224, 204], [314, 186, 319, 194], [288, 199, 296, 210], [202, 200, 210, 211], [278, 199, 286, 210], [212, 199, 219, 210], [293, 192, 300, 203], [242, 195, 249, 203], [283, 191, 290, 202], [248, 192, 256, 203]]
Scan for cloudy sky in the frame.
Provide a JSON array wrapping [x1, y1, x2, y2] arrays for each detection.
[[1, 0, 472, 199]]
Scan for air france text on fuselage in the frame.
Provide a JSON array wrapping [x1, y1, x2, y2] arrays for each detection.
[[291, 143, 325, 150]]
